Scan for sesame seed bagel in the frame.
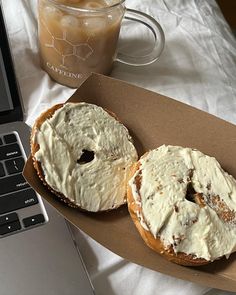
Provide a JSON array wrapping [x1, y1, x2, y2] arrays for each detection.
[[127, 145, 236, 266], [31, 102, 138, 212]]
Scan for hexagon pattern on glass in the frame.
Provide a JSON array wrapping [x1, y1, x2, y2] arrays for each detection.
[[42, 20, 93, 68]]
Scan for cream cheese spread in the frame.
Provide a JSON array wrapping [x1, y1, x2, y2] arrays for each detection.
[[34, 102, 138, 212], [129, 145, 236, 261]]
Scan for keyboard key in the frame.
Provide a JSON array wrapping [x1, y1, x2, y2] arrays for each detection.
[[0, 174, 29, 195], [0, 189, 38, 214], [5, 157, 25, 175], [0, 143, 22, 161], [23, 214, 45, 228], [0, 220, 21, 235], [0, 162, 5, 177], [0, 212, 19, 226], [4, 133, 17, 144]]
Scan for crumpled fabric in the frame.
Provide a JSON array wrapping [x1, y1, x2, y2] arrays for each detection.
[[2, 0, 236, 294]]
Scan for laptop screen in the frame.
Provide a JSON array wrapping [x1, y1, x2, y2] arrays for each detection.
[[0, 48, 13, 112], [0, 4, 23, 124]]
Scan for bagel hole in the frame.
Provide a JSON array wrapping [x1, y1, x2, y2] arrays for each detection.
[[186, 182, 197, 203], [77, 149, 94, 164]]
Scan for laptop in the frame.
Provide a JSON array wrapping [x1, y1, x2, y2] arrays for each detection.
[[0, 3, 95, 295]]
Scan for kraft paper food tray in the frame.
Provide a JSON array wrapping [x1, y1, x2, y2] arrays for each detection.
[[24, 73, 236, 291]]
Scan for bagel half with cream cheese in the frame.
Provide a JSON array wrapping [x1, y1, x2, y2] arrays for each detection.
[[31, 102, 138, 212], [127, 145, 236, 266]]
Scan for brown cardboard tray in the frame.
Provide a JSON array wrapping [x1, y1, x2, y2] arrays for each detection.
[[24, 73, 236, 291]]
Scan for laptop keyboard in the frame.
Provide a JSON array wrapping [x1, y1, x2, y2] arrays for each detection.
[[0, 132, 47, 237]]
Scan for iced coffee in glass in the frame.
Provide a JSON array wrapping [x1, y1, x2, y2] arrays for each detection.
[[38, 0, 124, 87], [38, 0, 165, 88]]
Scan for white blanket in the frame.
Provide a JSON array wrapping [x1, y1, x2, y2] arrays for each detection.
[[2, 0, 236, 294]]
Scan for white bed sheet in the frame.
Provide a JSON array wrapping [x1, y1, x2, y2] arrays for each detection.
[[2, 0, 236, 294]]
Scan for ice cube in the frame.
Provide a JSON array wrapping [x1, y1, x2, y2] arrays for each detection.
[[104, 0, 120, 6], [43, 5, 63, 20], [83, 16, 107, 31], [61, 15, 80, 28], [83, 1, 105, 9]]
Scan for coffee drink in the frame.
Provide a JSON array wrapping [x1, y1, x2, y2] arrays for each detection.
[[38, 0, 124, 87]]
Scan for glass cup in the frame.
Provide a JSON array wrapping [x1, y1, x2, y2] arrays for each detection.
[[38, 0, 165, 88]]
